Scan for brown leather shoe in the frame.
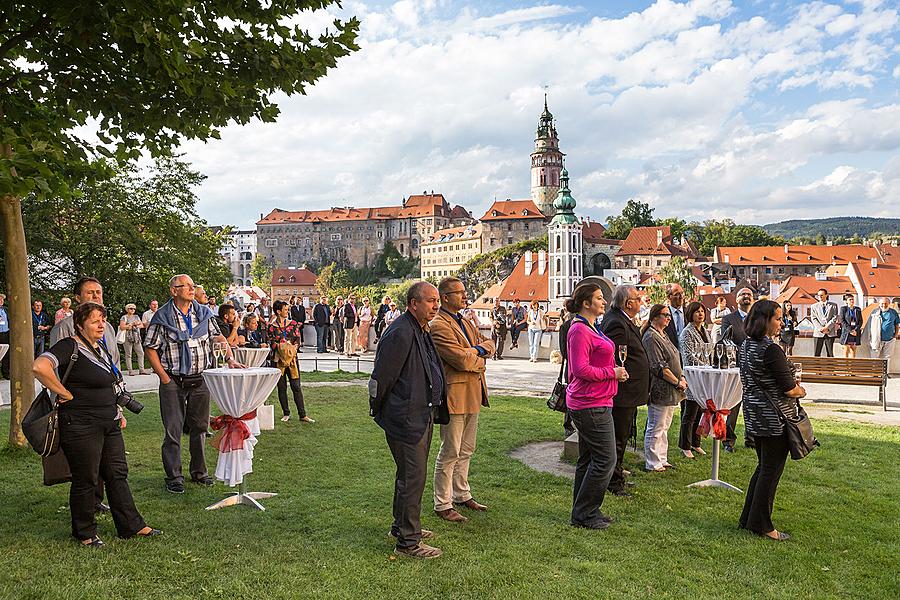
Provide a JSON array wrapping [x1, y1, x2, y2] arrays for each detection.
[[435, 508, 468, 522], [388, 528, 434, 540], [455, 498, 488, 511], [394, 542, 443, 559]]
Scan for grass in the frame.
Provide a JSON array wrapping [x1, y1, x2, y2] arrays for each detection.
[[0, 386, 897, 600]]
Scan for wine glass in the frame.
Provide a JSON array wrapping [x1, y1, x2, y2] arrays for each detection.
[[792, 362, 802, 383], [618, 344, 628, 366], [726, 344, 736, 369], [213, 342, 225, 368], [716, 344, 724, 368]]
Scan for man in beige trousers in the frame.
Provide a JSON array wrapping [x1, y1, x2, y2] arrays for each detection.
[[430, 277, 495, 523]]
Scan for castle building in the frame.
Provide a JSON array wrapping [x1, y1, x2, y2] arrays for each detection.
[[256, 193, 471, 269], [548, 168, 583, 306], [531, 95, 564, 217]]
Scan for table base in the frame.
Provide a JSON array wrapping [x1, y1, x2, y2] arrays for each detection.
[[687, 439, 742, 493], [205, 482, 277, 511]]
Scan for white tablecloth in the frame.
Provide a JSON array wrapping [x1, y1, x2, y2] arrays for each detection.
[[683, 367, 743, 411], [233, 347, 271, 368], [202, 367, 281, 486]]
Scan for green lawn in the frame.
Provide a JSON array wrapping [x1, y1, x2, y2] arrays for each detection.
[[0, 387, 897, 599]]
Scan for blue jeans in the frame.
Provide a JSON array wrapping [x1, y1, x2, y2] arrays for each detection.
[[569, 406, 616, 525], [315, 324, 329, 353], [528, 328, 542, 360]]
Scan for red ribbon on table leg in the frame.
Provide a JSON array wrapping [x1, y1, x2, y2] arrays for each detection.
[[209, 410, 258, 452], [696, 400, 730, 440]]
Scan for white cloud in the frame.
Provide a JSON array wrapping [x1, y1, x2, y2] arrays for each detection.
[[180, 1, 900, 228]]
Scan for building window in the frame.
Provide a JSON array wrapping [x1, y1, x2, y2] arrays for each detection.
[[265, 239, 278, 247], [331, 234, 342, 241]]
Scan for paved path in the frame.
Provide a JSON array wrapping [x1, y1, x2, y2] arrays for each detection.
[[4, 354, 899, 426]]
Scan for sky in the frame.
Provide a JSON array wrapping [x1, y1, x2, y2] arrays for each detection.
[[178, 0, 900, 230]]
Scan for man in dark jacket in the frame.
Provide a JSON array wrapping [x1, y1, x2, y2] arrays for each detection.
[[312, 297, 331, 353], [599, 284, 650, 497], [370, 282, 448, 559], [719, 287, 753, 451], [373, 295, 391, 343], [290, 299, 306, 349]]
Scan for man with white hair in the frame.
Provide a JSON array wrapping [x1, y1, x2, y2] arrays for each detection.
[[867, 297, 900, 360]]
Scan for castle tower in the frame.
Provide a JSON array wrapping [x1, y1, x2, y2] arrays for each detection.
[[548, 167, 582, 307], [531, 94, 564, 217]]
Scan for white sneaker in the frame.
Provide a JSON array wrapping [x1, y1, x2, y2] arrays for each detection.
[[280, 415, 290, 422], [682, 449, 694, 459]]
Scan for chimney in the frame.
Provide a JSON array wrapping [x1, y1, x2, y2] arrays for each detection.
[[871, 257, 878, 269], [524, 251, 534, 275], [538, 250, 547, 275], [784, 244, 789, 254], [826, 239, 833, 246], [724, 254, 730, 264], [656, 229, 663, 245], [892, 239, 898, 247]]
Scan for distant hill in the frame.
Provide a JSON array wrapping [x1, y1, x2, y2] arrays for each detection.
[[763, 217, 900, 240]]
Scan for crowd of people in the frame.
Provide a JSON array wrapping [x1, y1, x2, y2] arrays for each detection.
[[369, 277, 898, 559], [8, 273, 899, 554]]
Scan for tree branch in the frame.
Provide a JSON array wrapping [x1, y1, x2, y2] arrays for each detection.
[[0, 14, 52, 60]]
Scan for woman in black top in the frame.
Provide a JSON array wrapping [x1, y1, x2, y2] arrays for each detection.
[[738, 300, 807, 541], [32, 302, 160, 547], [778, 301, 797, 356]]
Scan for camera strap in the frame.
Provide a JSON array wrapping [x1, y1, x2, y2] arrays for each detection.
[[77, 333, 123, 384]]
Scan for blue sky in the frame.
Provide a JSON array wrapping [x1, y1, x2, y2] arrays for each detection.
[[180, 0, 900, 229]]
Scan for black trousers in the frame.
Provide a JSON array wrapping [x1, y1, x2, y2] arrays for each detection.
[[277, 371, 305, 418], [678, 399, 702, 450], [386, 420, 433, 549], [374, 320, 386, 341], [609, 405, 637, 492], [570, 407, 616, 525], [59, 414, 146, 540], [740, 433, 789, 534], [814, 336, 835, 357], [0, 330, 9, 378], [332, 323, 344, 350], [315, 324, 329, 352], [159, 379, 210, 484], [725, 401, 741, 447]]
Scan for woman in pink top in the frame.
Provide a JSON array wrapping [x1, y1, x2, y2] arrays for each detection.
[[565, 283, 629, 530]]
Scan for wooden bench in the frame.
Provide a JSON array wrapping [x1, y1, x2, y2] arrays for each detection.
[[798, 356, 890, 411]]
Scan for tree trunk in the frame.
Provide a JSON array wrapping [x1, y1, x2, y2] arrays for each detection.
[[0, 191, 34, 448]]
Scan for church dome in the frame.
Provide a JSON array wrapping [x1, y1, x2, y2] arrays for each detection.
[[551, 168, 578, 224]]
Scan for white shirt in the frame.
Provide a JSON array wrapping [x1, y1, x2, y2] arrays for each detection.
[[142, 309, 156, 324]]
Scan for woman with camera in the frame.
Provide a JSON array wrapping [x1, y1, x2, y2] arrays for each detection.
[[738, 300, 806, 541], [32, 302, 160, 548]]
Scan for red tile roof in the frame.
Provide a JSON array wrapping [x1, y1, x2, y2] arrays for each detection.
[[479, 199, 545, 221], [778, 275, 856, 296], [878, 243, 900, 265], [257, 194, 450, 225], [271, 267, 318, 287], [449, 204, 473, 220], [495, 253, 549, 302], [775, 286, 818, 305], [424, 223, 481, 244], [582, 221, 610, 243], [616, 226, 698, 258], [852, 261, 900, 298], [714, 244, 879, 266]]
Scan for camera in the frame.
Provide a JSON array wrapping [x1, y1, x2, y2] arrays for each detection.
[[115, 383, 144, 414]]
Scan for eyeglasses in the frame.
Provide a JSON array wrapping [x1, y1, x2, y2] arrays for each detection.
[[444, 289, 466, 296], [173, 284, 196, 290], [660, 312, 672, 318]]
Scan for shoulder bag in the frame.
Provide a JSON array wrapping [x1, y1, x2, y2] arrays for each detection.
[[763, 390, 820, 460], [22, 346, 79, 457], [546, 358, 567, 412]]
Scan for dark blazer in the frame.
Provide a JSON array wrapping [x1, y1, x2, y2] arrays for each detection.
[[599, 308, 649, 408], [343, 304, 360, 329], [663, 318, 679, 349], [719, 311, 747, 346], [839, 306, 862, 345], [312, 303, 331, 326], [290, 304, 306, 325], [370, 311, 450, 443], [374, 303, 390, 326]]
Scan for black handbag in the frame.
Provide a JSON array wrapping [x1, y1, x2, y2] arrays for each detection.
[[768, 397, 820, 460], [42, 449, 72, 486], [22, 347, 79, 457], [546, 359, 567, 412]]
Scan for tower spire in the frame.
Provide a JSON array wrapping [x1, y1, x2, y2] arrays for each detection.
[[531, 90, 564, 217]]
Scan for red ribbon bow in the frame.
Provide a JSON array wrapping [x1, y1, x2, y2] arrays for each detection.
[[696, 399, 730, 440], [209, 410, 257, 452]]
